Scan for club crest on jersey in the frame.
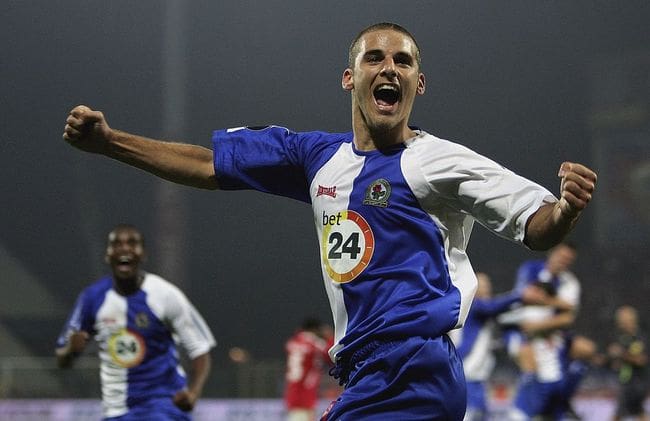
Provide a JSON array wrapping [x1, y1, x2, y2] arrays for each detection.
[[317, 185, 337, 198], [135, 312, 149, 329], [363, 179, 391, 207]]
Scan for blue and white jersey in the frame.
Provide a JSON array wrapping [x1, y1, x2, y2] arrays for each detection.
[[450, 293, 522, 381], [56, 273, 216, 418], [514, 260, 580, 307], [500, 260, 580, 382], [213, 127, 555, 362], [502, 260, 581, 337]]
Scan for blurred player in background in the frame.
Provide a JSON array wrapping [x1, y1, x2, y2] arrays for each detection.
[[55, 224, 216, 421], [607, 305, 649, 421], [62, 22, 597, 419], [450, 272, 548, 421], [284, 317, 334, 421], [502, 242, 581, 371], [501, 242, 597, 420]]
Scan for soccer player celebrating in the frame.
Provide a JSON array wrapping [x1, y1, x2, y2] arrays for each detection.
[[55, 224, 216, 420], [62, 22, 596, 419]]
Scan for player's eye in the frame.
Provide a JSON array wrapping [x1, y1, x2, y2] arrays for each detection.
[[365, 52, 383, 63], [394, 53, 413, 67]]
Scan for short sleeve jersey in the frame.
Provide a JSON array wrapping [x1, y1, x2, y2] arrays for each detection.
[[212, 127, 555, 362], [56, 273, 216, 418]]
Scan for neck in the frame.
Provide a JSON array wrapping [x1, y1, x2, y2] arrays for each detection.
[[113, 272, 143, 296], [351, 105, 415, 151]]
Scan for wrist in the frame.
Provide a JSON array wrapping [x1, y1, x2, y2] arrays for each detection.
[[186, 387, 200, 399], [556, 199, 580, 222], [104, 129, 122, 155]]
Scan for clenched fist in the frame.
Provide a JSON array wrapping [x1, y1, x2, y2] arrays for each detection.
[[557, 161, 597, 219], [62, 105, 113, 154]]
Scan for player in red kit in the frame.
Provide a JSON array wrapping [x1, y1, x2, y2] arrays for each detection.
[[284, 318, 334, 421]]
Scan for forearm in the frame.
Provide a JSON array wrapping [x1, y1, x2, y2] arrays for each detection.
[[187, 352, 211, 397], [55, 330, 89, 368], [525, 162, 597, 249], [525, 311, 575, 335], [524, 202, 577, 250], [473, 293, 521, 317], [106, 130, 218, 190], [543, 296, 575, 312]]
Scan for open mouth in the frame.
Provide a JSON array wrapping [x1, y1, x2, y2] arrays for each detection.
[[373, 84, 400, 108], [115, 256, 134, 270]]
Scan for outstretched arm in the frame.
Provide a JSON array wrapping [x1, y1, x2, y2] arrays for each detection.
[[63, 105, 218, 190], [521, 310, 576, 336], [524, 162, 597, 250]]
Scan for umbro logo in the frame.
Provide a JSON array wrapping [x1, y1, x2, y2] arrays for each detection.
[[317, 185, 337, 198]]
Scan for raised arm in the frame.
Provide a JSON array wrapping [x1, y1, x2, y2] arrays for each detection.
[[524, 162, 597, 250], [63, 105, 218, 190]]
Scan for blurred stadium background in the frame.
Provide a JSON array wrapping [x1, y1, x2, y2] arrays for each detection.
[[1, 1, 649, 419]]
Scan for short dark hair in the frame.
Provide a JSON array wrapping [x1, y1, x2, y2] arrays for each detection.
[[348, 22, 421, 69]]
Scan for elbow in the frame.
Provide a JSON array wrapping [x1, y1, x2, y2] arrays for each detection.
[[524, 238, 555, 252], [194, 162, 220, 190], [202, 176, 219, 190], [197, 352, 212, 366]]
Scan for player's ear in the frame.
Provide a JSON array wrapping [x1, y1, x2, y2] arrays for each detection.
[[342, 68, 354, 91], [417, 72, 426, 95]]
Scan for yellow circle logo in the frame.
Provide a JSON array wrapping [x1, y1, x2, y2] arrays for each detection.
[[108, 328, 146, 368], [321, 210, 374, 283]]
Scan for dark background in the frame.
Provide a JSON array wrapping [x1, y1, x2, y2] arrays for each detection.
[[1, 0, 649, 387]]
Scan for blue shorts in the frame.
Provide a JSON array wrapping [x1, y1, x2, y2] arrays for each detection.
[[105, 397, 191, 421], [322, 335, 466, 420], [512, 375, 570, 420]]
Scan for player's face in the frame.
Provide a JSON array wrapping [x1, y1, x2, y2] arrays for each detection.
[[616, 307, 637, 333], [546, 244, 576, 274], [105, 228, 144, 280], [343, 29, 425, 136]]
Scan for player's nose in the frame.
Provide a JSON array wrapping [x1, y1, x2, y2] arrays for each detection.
[[380, 58, 397, 79]]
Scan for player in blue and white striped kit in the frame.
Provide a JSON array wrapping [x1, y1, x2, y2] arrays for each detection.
[[500, 243, 596, 420], [450, 272, 548, 421], [56, 225, 216, 420], [62, 22, 597, 420]]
